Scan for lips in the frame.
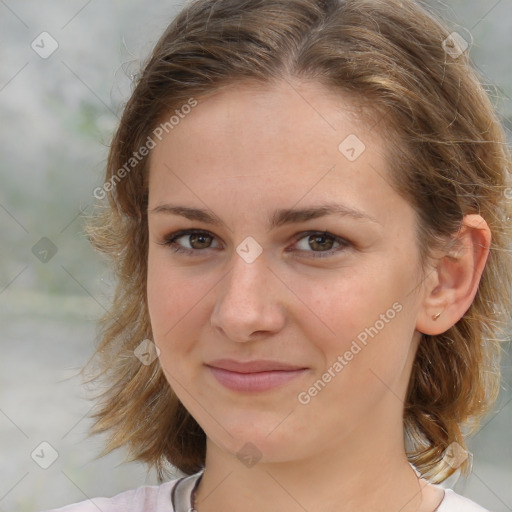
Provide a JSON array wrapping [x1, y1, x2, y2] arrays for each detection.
[[205, 359, 309, 392], [206, 359, 307, 373]]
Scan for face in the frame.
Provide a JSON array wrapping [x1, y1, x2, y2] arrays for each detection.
[[147, 79, 428, 464]]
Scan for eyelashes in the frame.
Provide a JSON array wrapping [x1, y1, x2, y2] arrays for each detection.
[[158, 229, 351, 259]]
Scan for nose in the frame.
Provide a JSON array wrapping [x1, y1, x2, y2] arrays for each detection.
[[210, 250, 287, 343]]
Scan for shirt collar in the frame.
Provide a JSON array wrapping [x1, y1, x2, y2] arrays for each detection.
[[171, 470, 204, 511]]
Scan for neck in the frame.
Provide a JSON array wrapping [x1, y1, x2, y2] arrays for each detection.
[[193, 403, 441, 512]]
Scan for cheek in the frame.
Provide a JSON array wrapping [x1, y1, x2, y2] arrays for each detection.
[[293, 266, 395, 338], [147, 251, 196, 342], [295, 259, 416, 373], [146, 251, 216, 365], [146, 252, 170, 338]]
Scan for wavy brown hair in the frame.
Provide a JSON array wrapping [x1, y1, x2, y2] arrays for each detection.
[[84, 0, 512, 483]]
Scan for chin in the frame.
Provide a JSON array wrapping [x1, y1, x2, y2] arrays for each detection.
[[213, 435, 293, 466], [205, 417, 300, 462]]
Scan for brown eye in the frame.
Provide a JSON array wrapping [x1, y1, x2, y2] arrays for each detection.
[[161, 229, 221, 254], [293, 231, 349, 258], [187, 233, 213, 249], [307, 234, 336, 251]]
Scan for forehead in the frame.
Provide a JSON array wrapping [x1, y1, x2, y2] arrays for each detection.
[[146, 78, 406, 230], [148, 78, 387, 178]]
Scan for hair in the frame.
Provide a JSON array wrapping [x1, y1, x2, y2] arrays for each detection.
[[84, 0, 512, 483]]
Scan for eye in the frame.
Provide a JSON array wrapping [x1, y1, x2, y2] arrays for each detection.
[[160, 229, 221, 255], [159, 229, 350, 258], [291, 231, 350, 258]]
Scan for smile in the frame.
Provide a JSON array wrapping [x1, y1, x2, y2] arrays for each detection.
[[206, 366, 309, 392]]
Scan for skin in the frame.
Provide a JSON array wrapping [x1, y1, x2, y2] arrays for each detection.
[[146, 78, 490, 512]]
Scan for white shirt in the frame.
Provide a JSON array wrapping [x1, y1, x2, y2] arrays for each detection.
[[42, 470, 491, 512]]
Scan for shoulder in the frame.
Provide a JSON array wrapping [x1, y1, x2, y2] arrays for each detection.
[[437, 488, 491, 512], [40, 477, 181, 512]]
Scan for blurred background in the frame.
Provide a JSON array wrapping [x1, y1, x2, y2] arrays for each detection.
[[0, 1, 510, 511]]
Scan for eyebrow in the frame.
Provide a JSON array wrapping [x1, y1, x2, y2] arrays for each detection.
[[149, 202, 381, 228]]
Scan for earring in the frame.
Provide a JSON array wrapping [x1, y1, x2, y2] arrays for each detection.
[[432, 312, 441, 321]]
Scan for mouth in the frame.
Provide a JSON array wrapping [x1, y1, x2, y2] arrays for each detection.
[[205, 359, 309, 392]]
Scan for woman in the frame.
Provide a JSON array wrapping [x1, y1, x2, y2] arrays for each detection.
[[46, 0, 512, 510]]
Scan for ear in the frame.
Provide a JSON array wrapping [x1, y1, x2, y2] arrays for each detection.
[[416, 214, 491, 335]]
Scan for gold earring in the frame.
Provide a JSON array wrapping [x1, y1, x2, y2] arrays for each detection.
[[432, 312, 441, 321]]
